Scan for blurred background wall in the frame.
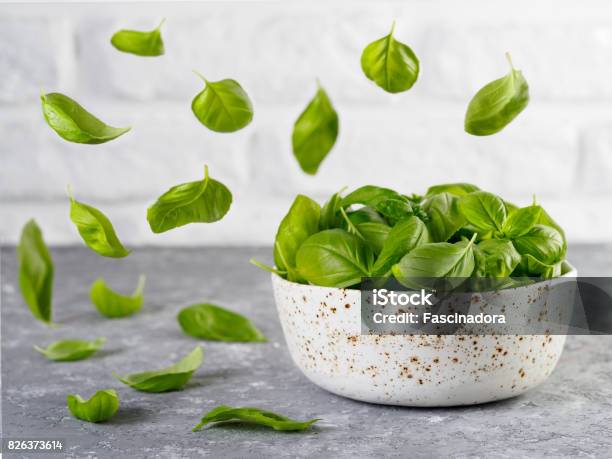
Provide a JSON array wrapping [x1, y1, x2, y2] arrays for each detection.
[[1, 0, 612, 246]]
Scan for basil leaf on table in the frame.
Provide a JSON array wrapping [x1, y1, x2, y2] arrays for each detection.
[[425, 183, 480, 198], [34, 338, 106, 361], [475, 239, 521, 277], [17, 220, 54, 325], [69, 190, 130, 258], [502, 204, 541, 238], [177, 304, 266, 342], [191, 73, 253, 132], [41, 93, 130, 144], [295, 229, 373, 288], [512, 224, 565, 266], [458, 191, 507, 233], [360, 21, 419, 93], [147, 165, 232, 233], [114, 346, 203, 393], [422, 192, 465, 242], [67, 390, 119, 423], [273, 195, 321, 282], [392, 235, 477, 288], [111, 19, 165, 56], [292, 82, 339, 175], [90, 275, 145, 318], [193, 405, 320, 432], [371, 216, 430, 276], [464, 53, 529, 136]]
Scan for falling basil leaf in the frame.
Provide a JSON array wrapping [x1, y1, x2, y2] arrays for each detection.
[[41, 92, 130, 144], [34, 338, 106, 361], [147, 165, 232, 234], [191, 72, 253, 132], [464, 53, 529, 136], [292, 82, 339, 175], [114, 346, 203, 393], [360, 21, 419, 93], [17, 220, 54, 325], [69, 189, 130, 258], [90, 276, 145, 318], [193, 405, 320, 432], [67, 390, 119, 423], [177, 303, 266, 342], [110, 19, 165, 56]]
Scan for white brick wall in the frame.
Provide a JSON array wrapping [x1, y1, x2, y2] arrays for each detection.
[[1, 0, 612, 245]]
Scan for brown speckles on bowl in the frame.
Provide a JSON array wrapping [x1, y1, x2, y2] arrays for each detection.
[[271, 266, 575, 407]]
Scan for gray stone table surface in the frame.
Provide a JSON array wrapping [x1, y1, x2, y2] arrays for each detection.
[[1, 245, 612, 459]]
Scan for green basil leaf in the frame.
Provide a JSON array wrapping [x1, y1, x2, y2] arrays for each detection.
[[519, 254, 562, 278], [502, 204, 542, 238], [177, 304, 266, 342], [34, 338, 105, 361], [464, 53, 529, 136], [320, 189, 345, 230], [355, 222, 391, 255], [295, 229, 373, 288], [147, 165, 232, 234], [538, 207, 567, 252], [193, 405, 320, 432], [360, 21, 419, 93], [512, 224, 565, 265], [341, 185, 403, 209], [422, 192, 465, 242], [371, 216, 430, 276], [292, 82, 339, 175], [110, 19, 165, 56], [274, 195, 321, 282], [17, 220, 54, 325], [69, 190, 130, 258], [346, 207, 387, 225], [475, 239, 521, 277], [458, 191, 506, 233], [67, 390, 119, 423], [90, 275, 145, 318], [374, 198, 415, 225], [392, 235, 477, 287], [114, 346, 203, 393], [41, 93, 130, 144], [191, 73, 253, 132], [425, 183, 480, 197]]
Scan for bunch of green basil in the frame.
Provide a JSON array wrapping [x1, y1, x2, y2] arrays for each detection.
[[254, 183, 567, 288]]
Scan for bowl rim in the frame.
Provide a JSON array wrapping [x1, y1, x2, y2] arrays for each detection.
[[271, 261, 578, 293]]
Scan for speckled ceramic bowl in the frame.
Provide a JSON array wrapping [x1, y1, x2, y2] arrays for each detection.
[[272, 263, 577, 407]]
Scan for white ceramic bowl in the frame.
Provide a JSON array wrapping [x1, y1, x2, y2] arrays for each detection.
[[272, 264, 577, 407]]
